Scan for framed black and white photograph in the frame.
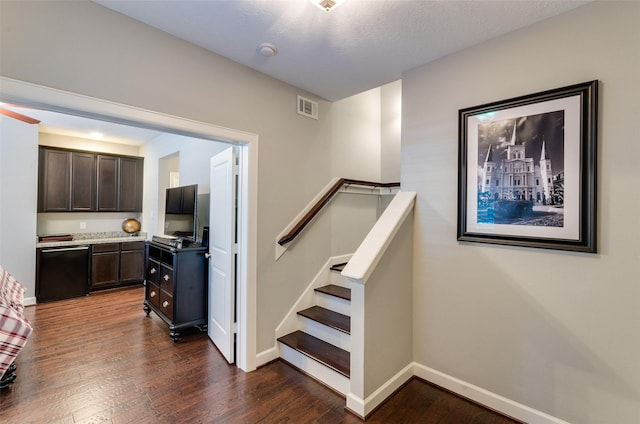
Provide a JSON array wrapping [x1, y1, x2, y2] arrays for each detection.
[[457, 80, 598, 252]]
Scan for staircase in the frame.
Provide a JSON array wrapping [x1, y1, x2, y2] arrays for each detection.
[[277, 262, 352, 394]]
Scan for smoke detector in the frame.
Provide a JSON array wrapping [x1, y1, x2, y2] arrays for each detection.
[[258, 43, 278, 57]]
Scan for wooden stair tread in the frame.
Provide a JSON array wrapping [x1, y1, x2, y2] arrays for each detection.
[[329, 262, 348, 272], [315, 284, 351, 301], [298, 306, 350, 334], [278, 330, 350, 377]]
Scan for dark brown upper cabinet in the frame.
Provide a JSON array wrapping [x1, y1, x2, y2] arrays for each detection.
[[165, 184, 196, 214], [118, 156, 144, 212], [38, 148, 71, 212], [38, 146, 143, 213], [96, 155, 119, 212], [71, 152, 96, 211]]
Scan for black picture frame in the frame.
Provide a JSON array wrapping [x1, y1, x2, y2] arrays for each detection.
[[457, 80, 598, 253]]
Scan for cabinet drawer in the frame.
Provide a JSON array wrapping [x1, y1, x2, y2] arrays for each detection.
[[146, 258, 160, 284], [121, 241, 145, 251], [93, 243, 120, 253], [159, 290, 173, 320], [146, 281, 161, 309], [159, 264, 174, 294]]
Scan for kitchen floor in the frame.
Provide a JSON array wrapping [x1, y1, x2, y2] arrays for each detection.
[[1, 287, 519, 423]]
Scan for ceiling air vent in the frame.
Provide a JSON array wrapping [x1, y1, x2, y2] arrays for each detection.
[[297, 95, 318, 120]]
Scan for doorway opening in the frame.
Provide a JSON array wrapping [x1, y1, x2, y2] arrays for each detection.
[[0, 77, 258, 372]]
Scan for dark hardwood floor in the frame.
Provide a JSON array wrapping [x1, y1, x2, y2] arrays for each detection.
[[0, 287, 519, 423]]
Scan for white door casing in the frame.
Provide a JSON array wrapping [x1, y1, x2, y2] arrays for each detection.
[[208, 147, 237, 363]]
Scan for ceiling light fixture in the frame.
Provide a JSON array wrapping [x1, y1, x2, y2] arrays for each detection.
[[310, 0, 346, 12], [258, 43, 278, 57]]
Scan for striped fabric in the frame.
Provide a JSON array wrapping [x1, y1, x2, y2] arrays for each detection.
[[0, 266, 32, 377]]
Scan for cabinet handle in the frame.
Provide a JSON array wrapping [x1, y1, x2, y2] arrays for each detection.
[[162, 301, 169, 308], [150, 267, 157, 275], [150, 290, 156, 298], [163, 274, 170, 282]]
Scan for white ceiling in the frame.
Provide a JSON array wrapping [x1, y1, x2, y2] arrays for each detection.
[[1, 105, 163, 145], [5, 0, 590, 143], [94, 0, 589, 102]]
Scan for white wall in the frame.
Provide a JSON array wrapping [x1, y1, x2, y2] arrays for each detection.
[[0, 0, 389, 353], [0, 115, 38, 299], [38, 132, 141, 156], [140, 132, 228, 239], [381, 80, 402, 183], [403, 2, 640, 423], [329, 87, 382, 181]]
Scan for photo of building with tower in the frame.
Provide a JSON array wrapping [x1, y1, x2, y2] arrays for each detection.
[[477, 112, 565, 226]]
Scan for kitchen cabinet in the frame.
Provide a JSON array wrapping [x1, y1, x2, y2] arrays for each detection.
[[118, 157, 144, 212], [38, 148, 70, 212], [70, 152, 96, 211], [91, 241, 145, 290], [97, 155, 144, 212], [96, 155, 118, 211], [97, 155, 143, 212], [165, 184, 196, 214], [120, 241, 145, 283], [143, 241, 207, 341], [38, 149, 96, 212], [91, 243, 120, 289], [38, 146, 143, 212]]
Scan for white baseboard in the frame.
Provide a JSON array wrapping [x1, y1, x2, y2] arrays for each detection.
[[346, 362, 414, 418], [24, 296, 36, 307], [260, 352, 568, 423], [255, 346, 279, 368], [413, 363, 571, 424]]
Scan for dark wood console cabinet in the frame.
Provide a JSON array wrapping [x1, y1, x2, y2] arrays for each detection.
[[143, 241, 207, 341], [91, 241, 145, 290]]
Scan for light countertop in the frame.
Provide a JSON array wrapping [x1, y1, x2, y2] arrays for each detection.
[[36, 232, 147, 248]]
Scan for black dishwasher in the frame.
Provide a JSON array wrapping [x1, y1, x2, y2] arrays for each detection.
[[36, 246, 90, 302]]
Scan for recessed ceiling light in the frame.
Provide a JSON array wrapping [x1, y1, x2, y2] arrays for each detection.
[[89, 131, 104, 140], [310, 0, 346, 12]]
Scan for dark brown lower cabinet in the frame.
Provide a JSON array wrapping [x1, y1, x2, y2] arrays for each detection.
[[91, 241, 145, 290], [120, 242, 145, 283]]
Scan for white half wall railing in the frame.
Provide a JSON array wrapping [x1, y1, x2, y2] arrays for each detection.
[[342, 190, 416, 419]]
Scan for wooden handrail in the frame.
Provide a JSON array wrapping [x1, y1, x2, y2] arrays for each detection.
[[277, 178, 400, 246]]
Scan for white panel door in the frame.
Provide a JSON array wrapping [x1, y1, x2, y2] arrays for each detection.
[[208, 147, 236, 363]]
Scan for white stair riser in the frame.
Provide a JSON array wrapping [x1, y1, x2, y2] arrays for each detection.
[[279, 343, 350, 395], [298, 316, 351, 351], [329, 271, 350, 286], [315, 293, 351, 317]]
